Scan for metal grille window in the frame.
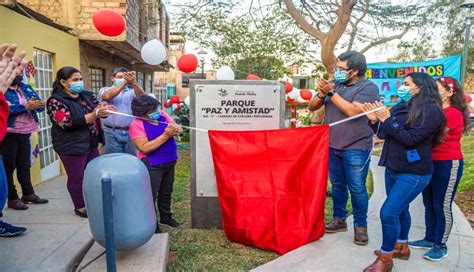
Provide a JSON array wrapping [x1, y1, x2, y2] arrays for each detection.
[[137, 71, 145, 89], [147, 74, 153, 93], [34, 49, 60, 180], [90, 68, 105, 96]]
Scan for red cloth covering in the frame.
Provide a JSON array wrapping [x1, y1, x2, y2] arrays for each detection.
[[208, 126, 329, 255], [0, 93, 10, 141]]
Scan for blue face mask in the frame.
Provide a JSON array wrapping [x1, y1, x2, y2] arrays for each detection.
[[149, 111, 161, 121], [397, 85, 413, 102], [70, 81, 84, 93], [113, 78, 126, 86], [333, 68, 351, 84]]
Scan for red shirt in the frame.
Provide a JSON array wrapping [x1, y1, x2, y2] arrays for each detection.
[[0, 93, 10, 141], [432, 106, 464, 161]]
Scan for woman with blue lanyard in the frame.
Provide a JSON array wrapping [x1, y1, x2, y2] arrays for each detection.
[[361, 73, 446, 271]]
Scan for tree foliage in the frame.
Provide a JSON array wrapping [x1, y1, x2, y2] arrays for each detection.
[[172, 1, 312, 79]]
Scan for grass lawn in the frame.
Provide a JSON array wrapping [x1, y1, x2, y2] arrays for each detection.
[[167, 149, 373, 271], [458, 134, 474, 192]]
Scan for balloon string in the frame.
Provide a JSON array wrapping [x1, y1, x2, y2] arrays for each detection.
[[105, 107, 384, 133], [104, 110, 209, 132], [328, 107, 384, 127]]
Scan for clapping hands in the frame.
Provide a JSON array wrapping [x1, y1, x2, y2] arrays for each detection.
[[361, 101, 391, 123], [0, 44, 27, 94]]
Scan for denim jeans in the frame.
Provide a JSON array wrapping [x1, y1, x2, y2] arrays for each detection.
[[0, 156, 7, 218], [103, 127, 137, 156], [329, 148, 370, 227], [423, 160, 463, 246], [380, 169, 431, 252]]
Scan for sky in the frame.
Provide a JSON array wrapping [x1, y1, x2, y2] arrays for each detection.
[[164, 0, 447, 70]]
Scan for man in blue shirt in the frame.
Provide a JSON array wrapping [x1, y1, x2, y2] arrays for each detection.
[[100, 67, 144, 155], [309, 51, 380, 246]]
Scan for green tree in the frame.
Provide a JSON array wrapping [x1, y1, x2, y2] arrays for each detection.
[[282, 0, 423, 72], [173, 2, 312, 79]]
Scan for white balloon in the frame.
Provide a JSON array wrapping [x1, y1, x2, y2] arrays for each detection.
[[296, 96, 306, 103], [470, 100, 474, 108], [172, 104, 178, 111], [288, 88, 300, 99], [216, 66, 235, 80], [141, 39, 167, 65], [309, 89, 316, 97], [184, 96, 190, 105]]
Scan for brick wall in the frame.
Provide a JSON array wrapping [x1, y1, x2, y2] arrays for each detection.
[[125, 0, 140, 49], [16, 0, 164, 46]]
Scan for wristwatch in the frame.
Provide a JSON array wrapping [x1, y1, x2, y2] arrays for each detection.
[[327, 90, 334, 97], [317, 92, 326, 100]]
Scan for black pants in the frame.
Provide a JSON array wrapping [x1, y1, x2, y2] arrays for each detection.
[[1, 133, 35, 200], [143, 159, 176, 220]]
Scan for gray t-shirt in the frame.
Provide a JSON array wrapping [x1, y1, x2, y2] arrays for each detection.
[[323, 78, 380, 151]]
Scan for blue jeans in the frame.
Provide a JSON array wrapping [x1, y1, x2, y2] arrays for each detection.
[[423, 160, 463, 246], [329, 148, 370, 227], [0, 156, 8, 218], [103, 127, 137, 155], [380, 169, 431, 252]]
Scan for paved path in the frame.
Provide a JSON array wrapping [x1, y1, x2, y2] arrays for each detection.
[[0, 176, 93, 272], [253, 157, 474, 272]]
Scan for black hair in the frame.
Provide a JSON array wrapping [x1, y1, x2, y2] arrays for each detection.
[[337, 51, 367, 76], [437, 77, 471, 133], [131, 94, 160, 117], [52, 66, 81, 93], [112, 67, 129, 76], [405, 73, 447, 146]]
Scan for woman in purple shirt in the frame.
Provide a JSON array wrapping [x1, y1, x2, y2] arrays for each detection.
[[129, 95, 182, 233]]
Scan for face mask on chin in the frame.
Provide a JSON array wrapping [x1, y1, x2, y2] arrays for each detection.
[[397, 85, 413, 102], [113, 78, 126, 87], [333, 68, 353, 84], [69, 81, 84, 93], [148, 110, 161, 121]]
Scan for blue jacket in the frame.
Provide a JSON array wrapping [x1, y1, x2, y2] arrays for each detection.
[[5, 82, 44, 128], [373, 101, 444, 175]]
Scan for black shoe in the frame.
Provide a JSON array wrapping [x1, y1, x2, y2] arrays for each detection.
[[160, 217, 180, 228], [154, 224, 163, 234], [74, 209, 88, 218]]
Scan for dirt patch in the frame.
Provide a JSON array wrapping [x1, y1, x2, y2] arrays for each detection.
[[455, 188, 474, 228]]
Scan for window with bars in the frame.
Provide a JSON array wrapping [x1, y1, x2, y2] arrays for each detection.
[[33, 49, 58, 169], [147, 74, 153, 93], [90, 67, 105, 96], [137, 71, 145, 89]]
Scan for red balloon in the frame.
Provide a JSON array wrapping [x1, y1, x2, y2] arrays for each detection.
[[246, 74, 261, 80], [466, 95, 473, 103], [176, 104, 182, 111], [177, 54, 198, 73], [300, 89, 312, 100], [92, 10, 126, 37], [170, 95, 180, 104], [164, 103, 170, 108], [285, 82, 293, 93], [286, 96, 295, 103]]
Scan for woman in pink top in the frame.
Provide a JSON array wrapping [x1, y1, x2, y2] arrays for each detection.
[[1, 70, 48, 210], [129, 95, 182, 234]]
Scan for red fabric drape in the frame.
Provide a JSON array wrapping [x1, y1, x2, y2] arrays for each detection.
[[208, 126, 329, 255]]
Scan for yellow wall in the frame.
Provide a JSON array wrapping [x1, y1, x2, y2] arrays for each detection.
[[0, 6, 80, 185]]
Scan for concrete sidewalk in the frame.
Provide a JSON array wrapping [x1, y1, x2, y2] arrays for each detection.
[[253, 157, 474, 272], [0, 175, 93, 272]]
